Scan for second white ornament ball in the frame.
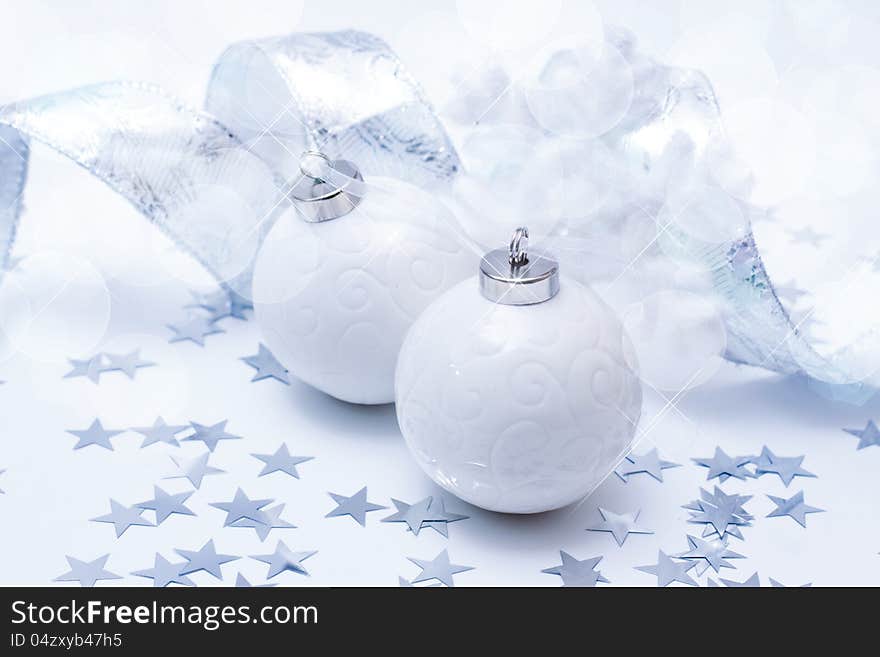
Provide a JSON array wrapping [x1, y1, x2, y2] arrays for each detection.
[[395, 229, 643, 513], [253, 157, 474, 404]]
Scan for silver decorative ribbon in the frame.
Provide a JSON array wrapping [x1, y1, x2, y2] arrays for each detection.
[[0, 28, 863, 394], [0, 30, 459, 296]]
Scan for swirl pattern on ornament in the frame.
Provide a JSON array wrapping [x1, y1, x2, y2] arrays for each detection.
[[395, 278, 642, 514], [253, 178, 475, 405]]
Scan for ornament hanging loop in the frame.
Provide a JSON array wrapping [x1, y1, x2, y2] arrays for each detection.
[[299, 150, 333, 182], [480, 226, 560, 306], [509, 227, 529, 266], [289, 150, 366, 223]]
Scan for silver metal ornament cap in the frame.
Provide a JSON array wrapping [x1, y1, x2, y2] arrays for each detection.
[[479, 227, 560, 305], [289, 150, 364, 222]]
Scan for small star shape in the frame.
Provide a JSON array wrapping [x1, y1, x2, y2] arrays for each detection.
[[252, 541, 317, 579], [408, 549, 473, 587], [753, 447, 816, 486], [183, 420, 241, 451], [693, 446, 755, 482], [542, 551, 609, 587], [382, 497, 445, 535], [167, 316, 224, 346], [131, 417, 188, 448], [54, 555, 121, 587], [190, 290, 252, 321], [235, 573, 276, 587], [769, 578, 812, 588], [252, 443, 312, 478], [685, 487, 753, 539], [175, 540, 238, 579], [67, 419, 124, 451], [211, 488, 273, 526], [132, 554, 195, 587], [101, 349, 155, 379], [766, 490, 824, 528], [636, 550, 698, 587], [720, 572, 761, 587], [91, 499, 154, 537], [616, 448, 680, 482], [843, 420, 880, 449], [678, 535, 745, 574], [416, 497, 469, 537], [0, 469, 5, 494], [137, 485, 195, 524], [64, 355, 105, 383], [326, 487, 386, 526], [167, 452, 225, 488], [242, 344, 289, 384], [587, 507, 653, 546], [232, 503, 296, 540]]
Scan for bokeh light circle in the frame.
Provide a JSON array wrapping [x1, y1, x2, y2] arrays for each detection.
[[0, 252, 111, 363], [522, 37, 633, 139]]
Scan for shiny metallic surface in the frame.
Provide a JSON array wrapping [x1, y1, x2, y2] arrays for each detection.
[[289, 156, 364, 223], [479, 229, 559, 305], [508, 226, 529, 266], [205, 30, 460, 188], [0, 31, 460, 298]]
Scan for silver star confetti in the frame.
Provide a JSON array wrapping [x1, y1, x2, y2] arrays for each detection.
[[183, 420, 241, 452], [843, 420, 880, 449], [417, 497, 469, 537], [132, 553, 195, 587], [766, 491, 824, 527], [91, 499, 154, 537], [211, 488, 273, 526], [176, 540, 238, 579], [167, 316, 224, 346], [67, 419, 124, 451], [616, 448, 680, 482], [382, 497, 445, 536], [131, 417, 188, 448], [252, 541, 317, 579], [190, 290, 252, 322], [54, 555, 121, 587], [167, 452, 225, 488], [235, 573, 276, 587], [720, 572, 761, 587], [693, 447, 755, 482], [542, 551, 609, 587], [137, 485, 195, 524], [252, 443, 313, 479], [408, 549, 473, 587], [587, 507, 653, 546], [101, 349, 155, 379], [769, 578, 812, 587], [0, 469, 5, 494], [326, 487, 386, 526], [242, 344, 289, 384], [636, 550, 698, 587], [64, 355, 105, 384], [685, 487, 753, 540], [231, 503, 296, 540], [753, 447, 816, 486], [678, 535, 745, 574]]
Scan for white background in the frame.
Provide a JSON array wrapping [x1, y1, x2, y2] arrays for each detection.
[[0, 1, 879, 586]]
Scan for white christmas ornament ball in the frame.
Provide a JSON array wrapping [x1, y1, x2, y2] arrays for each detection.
[[395, 235, 642, 513], [253, 172, 474, 405]]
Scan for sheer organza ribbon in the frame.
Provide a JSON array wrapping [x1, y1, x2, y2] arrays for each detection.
[[0, 29, 861, 395]]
